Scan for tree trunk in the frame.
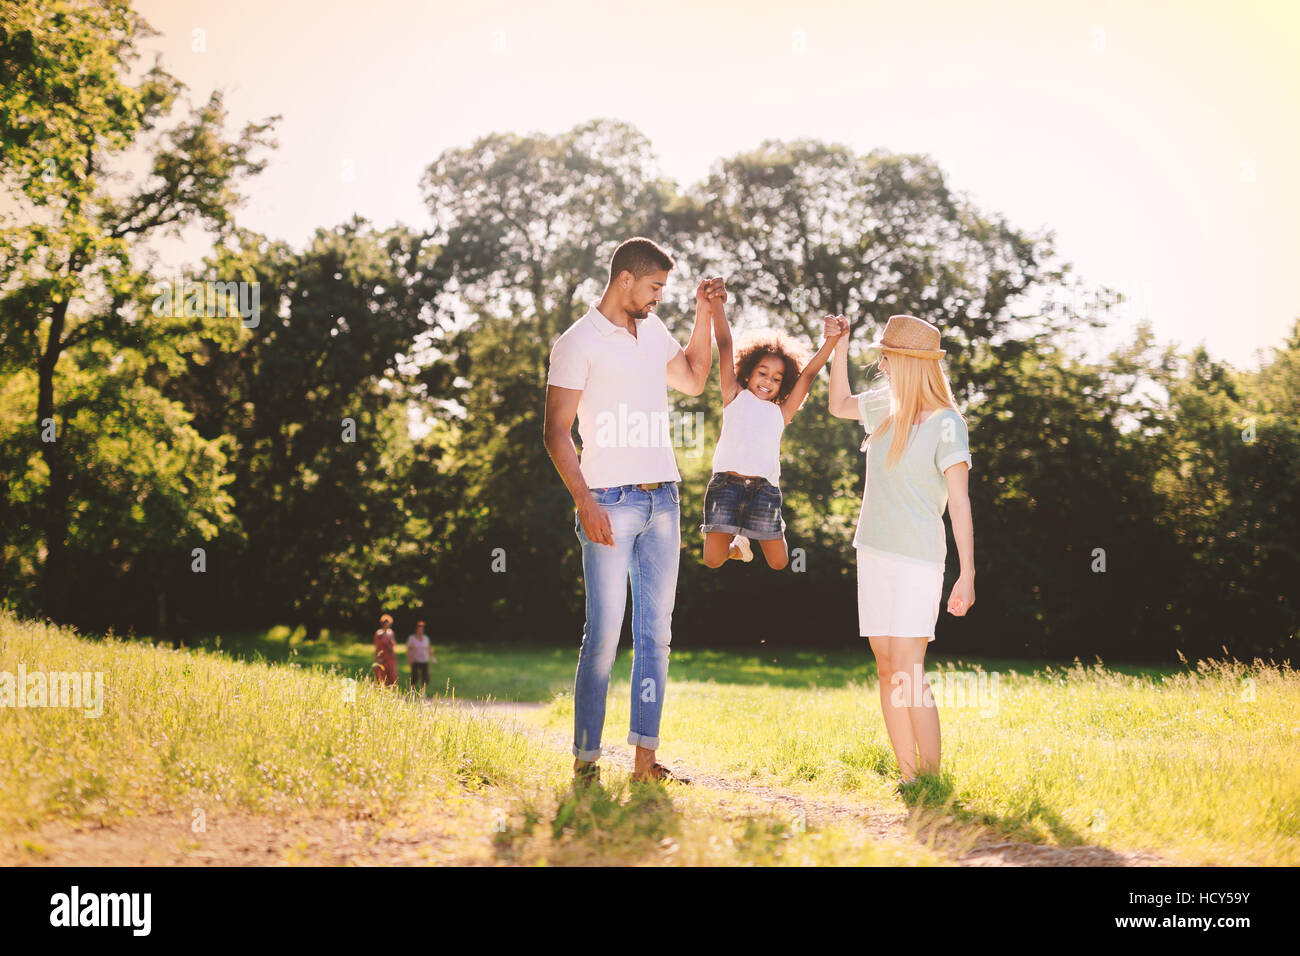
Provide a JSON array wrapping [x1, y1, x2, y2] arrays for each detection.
[[37, 297, 70, 619]]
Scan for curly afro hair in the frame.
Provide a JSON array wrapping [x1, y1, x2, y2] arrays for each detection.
[[732, 328, 812, 405]]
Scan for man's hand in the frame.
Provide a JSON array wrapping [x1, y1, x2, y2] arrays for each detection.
[[577, 493, 615, 546], [695, 276, 726, 312]]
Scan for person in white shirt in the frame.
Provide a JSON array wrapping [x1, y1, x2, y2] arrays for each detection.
[[700, 285, 838, 569], [406, 621, 435, 694], [543, 237, 717, 786]]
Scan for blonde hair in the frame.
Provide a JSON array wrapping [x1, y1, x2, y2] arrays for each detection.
[[867, 351, 965, 468]]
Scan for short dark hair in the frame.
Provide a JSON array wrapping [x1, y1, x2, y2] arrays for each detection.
[[609, 237, 674, 284]]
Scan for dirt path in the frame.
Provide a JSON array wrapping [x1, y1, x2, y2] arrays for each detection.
[[4, 807, 503, 867], [452, 699, 1176, 868]]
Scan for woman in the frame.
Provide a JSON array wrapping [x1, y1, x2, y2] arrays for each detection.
[[826, 313, 975, 787], [373, 613, 398, 687]]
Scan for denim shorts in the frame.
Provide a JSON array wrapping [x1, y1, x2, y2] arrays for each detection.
[[699, 472, 786, 540]]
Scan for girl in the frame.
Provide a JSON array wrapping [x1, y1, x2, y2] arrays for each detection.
[[826, 313, 975, 787], [373, 613, 398, 687], [700, 286, 838, 569]]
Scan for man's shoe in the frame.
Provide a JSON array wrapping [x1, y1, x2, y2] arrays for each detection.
[[632, 762, 691, 785], [573, 763, 601, 789]]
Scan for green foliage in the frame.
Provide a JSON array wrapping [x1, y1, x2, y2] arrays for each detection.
[[0, 0, 276, 620], [0, 14, 1295, 662]]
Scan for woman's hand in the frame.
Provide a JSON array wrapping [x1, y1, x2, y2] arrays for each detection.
[[946, 574, 975, 616], [823, 314, 850, 343]]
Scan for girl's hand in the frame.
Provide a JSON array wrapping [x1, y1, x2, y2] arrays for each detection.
[[946, 574, 975, 616]]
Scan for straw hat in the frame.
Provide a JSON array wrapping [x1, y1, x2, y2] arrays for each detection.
[[865, 314, 946, 360]]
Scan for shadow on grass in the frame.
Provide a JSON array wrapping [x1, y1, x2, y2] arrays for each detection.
[[490, 777, 819, 865], [492, 778, 682, 865], [896, 771, 1141, 865]]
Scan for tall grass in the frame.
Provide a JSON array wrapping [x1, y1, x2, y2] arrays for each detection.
[[0, 614, 950, 865], [538, 657, 1300, 864], [8, 612, 1296, 865], [0, 613, 549, 835]]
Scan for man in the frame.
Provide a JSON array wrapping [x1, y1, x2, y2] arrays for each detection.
[[543, 237, 718, 784]]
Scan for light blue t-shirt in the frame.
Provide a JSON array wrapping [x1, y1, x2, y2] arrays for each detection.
[[852, 387, 973, 566]]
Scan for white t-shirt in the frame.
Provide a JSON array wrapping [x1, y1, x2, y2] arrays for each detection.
[[546, 305, 684, 489], [406, 633, 430, 663], [710, 388, 785, 488]]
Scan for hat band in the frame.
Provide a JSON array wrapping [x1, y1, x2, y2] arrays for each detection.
[[868, 336, 945, 358]]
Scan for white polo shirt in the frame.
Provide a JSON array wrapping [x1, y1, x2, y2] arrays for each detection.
[[546, 304, 685, 489]]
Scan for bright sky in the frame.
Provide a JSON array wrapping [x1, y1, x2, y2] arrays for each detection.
[[134, 0, 1300, 369]]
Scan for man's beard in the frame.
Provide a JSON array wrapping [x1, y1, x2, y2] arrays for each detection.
[[627, 303, 652, 320]]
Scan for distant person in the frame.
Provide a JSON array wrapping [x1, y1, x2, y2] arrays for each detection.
[[827, 314, 975, 787], [406, 621, 436, 694], [543, 237, 717, 785], [373, 614, 398, 687]]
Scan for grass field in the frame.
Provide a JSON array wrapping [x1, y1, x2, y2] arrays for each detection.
[[176, 624, 1175, 699], [2, 614, 1296, 865]]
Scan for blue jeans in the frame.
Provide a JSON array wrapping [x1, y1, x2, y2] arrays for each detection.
[[572, 482, 681, 760]]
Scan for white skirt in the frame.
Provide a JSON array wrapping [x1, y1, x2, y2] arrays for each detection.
[[856, 546, 944, 640]]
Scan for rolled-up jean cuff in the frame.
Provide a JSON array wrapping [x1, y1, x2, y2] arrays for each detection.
[[627, 731, 659, 749], [572, 745, 603, 761]]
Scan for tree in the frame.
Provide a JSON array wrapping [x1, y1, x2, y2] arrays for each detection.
[[166, 220, 458, 636], [678, 139, 1102, 397], [1151, 328, 1300, 661], [0, 0, 275, 619]]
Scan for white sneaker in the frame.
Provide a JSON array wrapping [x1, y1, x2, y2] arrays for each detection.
[[731, 535, 754, 562]]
